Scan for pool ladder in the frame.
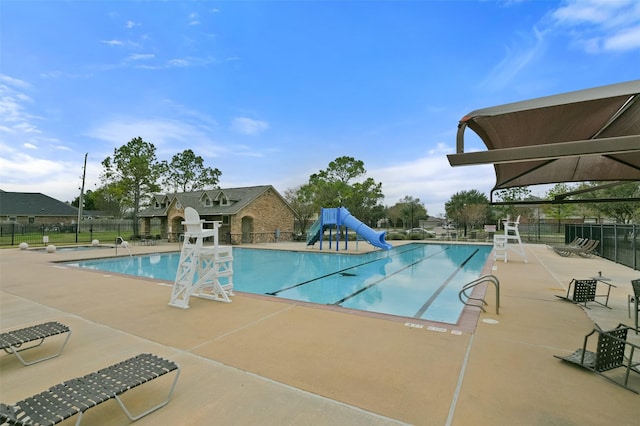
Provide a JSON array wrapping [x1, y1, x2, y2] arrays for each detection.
[[458, 274, 500, 314], [115, 236, 132, 256]]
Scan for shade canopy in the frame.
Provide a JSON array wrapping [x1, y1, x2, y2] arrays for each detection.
[[448, 80, 640, 192]]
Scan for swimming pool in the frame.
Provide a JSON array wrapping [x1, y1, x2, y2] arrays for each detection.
[[65, 243, 491, 324]]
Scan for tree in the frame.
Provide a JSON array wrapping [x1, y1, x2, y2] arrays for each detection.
[[283, 185, 316, 238], [544, 183, 576, 232], [586, 182, 640, 224], [71, 190, 97, 211], [305, 156, 384, 219], [91, 184, 126, 218], [161, 149, 221, 192], [369, 204, 387, 228], [394, 196, 427, 229], [100, 137, 163, 235], [493, 187, 533, 219], [348, 179, 385, 225], [386, 204, 403, 228], [444, 190, 489, 236]]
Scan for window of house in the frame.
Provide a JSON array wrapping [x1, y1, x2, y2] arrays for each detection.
[[222, 215, 229, 224], [28, 216, 35, 224], [219, 195, 229, 206], [204, 196, 212, 207]]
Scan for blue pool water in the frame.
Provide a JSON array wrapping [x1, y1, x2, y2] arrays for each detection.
[[65, 243, 491, 324]]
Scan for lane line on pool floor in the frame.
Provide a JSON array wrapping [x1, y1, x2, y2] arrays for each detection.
[[332, 247, 451, 305], [413, 248, 480, 318], [266, 245, 427, 296]]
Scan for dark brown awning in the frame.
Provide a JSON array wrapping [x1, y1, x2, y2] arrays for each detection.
[[448, 80, 640, 192]]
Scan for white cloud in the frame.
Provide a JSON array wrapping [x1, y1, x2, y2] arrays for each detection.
[[550, 0, 640, 53], [0, 147, 66, 179], [0, 75, 42, 136], [479, 27, 547, 91], [14, 122, 40, 134], [127, 53, 155, 61], [230, 117, 269, 135], [0, 154, 101, 203], [86, 117, 229, 161], [369, 151, 496, 216], [134, 56, 216, 70], [0, 75, 98, 202], [604, 25, 640, 51], [167, 59, 190, 67], [101, 39, 123, 46], [0, 74, 31, 89]]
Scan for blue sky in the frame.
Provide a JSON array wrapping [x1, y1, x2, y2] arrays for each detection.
[[1, 0, 639, 217]]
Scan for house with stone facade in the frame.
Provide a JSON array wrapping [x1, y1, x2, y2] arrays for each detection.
[[138, 185, 296, 244]]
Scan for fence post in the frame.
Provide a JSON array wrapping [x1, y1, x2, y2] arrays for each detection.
[[614, 224, 618, 264], [600, 225, 604, 258], [634, 224, 637, 271]]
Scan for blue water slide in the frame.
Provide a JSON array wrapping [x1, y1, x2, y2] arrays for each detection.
[[338, 207, 392, 250], [306, 218, 322, 245]]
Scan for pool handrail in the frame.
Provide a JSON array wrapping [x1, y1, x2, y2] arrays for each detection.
[[115, 236, 132, 256], [458, 274, 500, 314]]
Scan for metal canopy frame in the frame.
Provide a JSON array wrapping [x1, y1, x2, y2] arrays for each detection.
[[448, 80, 640, 201]]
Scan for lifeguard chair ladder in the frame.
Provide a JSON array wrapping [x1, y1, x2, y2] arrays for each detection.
[[169, 207, 234, 309], [493, 234, 508, 263]]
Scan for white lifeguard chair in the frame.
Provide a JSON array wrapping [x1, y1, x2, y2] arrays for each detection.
[[169, 207, 234, 309], [501, 215, 527, 263]]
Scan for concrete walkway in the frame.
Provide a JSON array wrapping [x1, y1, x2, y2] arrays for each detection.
[[0, 241, 638, 425]]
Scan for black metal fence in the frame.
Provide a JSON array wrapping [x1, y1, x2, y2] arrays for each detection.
[[0, 220, 294, 247], [565, 223, 639, 271], [0, 220, 139, 247]]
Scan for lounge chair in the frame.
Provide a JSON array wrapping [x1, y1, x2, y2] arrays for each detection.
[[552, 239, 599, 257], [554, 323, 640, 393], [555, 278, 616, 309], [0, 321, 71, 366], [629, 279, 640, 334], [576, 239, 600, 258], [0, 353, 180, 425], [552, 237, 586, 250]]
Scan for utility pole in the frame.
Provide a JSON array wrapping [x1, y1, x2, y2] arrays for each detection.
[[76, 153, 88, 243]]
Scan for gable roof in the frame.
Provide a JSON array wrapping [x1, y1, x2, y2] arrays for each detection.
[[0, 190, 79, 216], [139, 185, 293, 217], [448, 80, 640, 192]]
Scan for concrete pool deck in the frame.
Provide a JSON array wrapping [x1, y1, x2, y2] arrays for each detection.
[[1, 241, 638, 425]]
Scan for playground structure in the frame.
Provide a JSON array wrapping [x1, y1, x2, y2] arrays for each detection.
[[169, 207, 234, 309], [306, 207, 392, 251]]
